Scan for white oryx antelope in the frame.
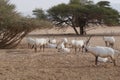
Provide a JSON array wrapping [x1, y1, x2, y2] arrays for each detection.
[[71, 39, 85, 53], [103, 36, 115, 48], [26, 37, 49, 52], [26, 37, 36, 49], [84, 36, 119, 66], [61, 37, 68, 48], [56, 41, 70, 54]]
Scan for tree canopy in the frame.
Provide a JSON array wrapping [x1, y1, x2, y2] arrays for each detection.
[[96, 1, 110, 7], [47, 0, 120, 35], [33, 8, 47, 20]]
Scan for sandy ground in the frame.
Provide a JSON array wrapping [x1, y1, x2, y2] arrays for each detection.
[[29, 26, 120, 35], [0, 26, 120, 80]]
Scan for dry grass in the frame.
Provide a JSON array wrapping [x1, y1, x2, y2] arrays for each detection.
[[0, 26, 120, 80]]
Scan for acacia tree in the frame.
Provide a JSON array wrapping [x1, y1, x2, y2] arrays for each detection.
[[47, 0, 120, 35], [0, 0, 52, 48]]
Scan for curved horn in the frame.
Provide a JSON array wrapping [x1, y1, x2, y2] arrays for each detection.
[[86, 35, 93, 45]]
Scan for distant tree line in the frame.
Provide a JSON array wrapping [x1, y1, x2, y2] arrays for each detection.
[[33, 0, 120, 35]]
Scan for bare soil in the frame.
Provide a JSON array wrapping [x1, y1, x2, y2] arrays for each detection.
[[0, 26, 120, 80]]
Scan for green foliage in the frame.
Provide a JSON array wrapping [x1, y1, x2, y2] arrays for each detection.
[[96, 1, 110, 7], [96, 1, 120, 26], [48, 4, 68, 16], [85, 5, 105, 19], [69, 0, 81, 4], [33, 8, 47, 20], [102, 8, 120, 25]]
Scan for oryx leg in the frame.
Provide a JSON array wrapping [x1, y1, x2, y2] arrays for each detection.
[[105, 41, 108, 47], [95, 56, 98, 65], [110, 43, 114, 48], [34, 45, 37, 53], [110, 56, 116, 66], [75, 47, 77, 54], [43, 44, 45, 52]]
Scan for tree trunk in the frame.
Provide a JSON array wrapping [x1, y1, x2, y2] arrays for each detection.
[[79, 25, 87, 35], [78, 17, 87, 35], [80, 26, 84, 35], [72, 26, 79, 35]]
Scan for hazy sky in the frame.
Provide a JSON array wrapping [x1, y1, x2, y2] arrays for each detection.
[[10, 0, 120, 16]]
